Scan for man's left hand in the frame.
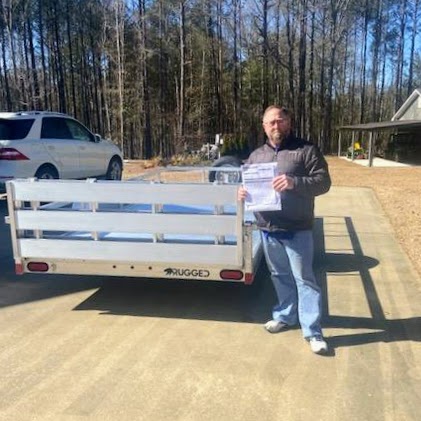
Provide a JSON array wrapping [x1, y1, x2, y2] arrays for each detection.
[[272, 174, 295, 192]]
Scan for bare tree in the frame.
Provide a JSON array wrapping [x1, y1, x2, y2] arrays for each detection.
[[407, 0, 420, 96], [395, 0, 408, 109]]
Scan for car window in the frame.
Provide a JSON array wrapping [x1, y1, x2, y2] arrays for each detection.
[[41, 117, 73, 139], [66, 119, 94, 142], [0, 118, 35, 140]]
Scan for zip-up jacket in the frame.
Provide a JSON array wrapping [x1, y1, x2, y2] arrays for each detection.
[[246, 134, 331, 231]]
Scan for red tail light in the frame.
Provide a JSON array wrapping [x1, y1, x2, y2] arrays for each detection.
[[220, 270, 243, 281], [0, 148, 29, 160], [27, 262, 49, 272], [244, 273, 254, 285]]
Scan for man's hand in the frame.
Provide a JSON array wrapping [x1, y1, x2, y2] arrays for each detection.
[[272, 174, 295, 192], [237, 186, 248, 201]]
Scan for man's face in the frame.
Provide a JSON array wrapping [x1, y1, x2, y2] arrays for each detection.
[[262, 109, 291, 147]]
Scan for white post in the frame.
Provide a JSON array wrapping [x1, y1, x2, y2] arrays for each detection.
[[338, 131, 342, 157], [351, 132, 356, 161], [368, 131, 374, 167]]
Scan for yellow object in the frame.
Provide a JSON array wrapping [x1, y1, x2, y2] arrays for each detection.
[[354, 142, 361, 150]]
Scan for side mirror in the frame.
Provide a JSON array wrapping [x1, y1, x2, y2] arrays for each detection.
[[94, 134, 101, 143]]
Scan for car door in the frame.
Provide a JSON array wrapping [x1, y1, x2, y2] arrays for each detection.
[[40, 117, 80, 178], [65, 119, 108, 178]]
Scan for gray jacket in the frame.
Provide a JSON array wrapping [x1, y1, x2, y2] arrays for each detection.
[[246, 134, 331, 231]]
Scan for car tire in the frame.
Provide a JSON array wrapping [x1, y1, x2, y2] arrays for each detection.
[[35, 165, 59, 180], [208, 155, 242, 183], [106, 157, 123, 180]]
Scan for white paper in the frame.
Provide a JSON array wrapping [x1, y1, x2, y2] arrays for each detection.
[[242, 162, 282, 211]]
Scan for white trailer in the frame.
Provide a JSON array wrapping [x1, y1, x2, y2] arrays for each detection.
[[5, 167, 262, 284]]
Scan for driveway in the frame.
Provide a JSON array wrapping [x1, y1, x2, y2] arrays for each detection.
[[0, 187, 420, 421]]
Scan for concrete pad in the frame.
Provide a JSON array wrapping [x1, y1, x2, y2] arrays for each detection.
[[340, 156, 415, 167], [0, 188, 420, 421]]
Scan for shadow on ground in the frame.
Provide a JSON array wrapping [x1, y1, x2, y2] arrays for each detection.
[[74, 263, 275, 324], [2, 198, 420, 348]]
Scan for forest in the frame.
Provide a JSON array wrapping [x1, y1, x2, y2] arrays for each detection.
[[0, 0, 420, 158]]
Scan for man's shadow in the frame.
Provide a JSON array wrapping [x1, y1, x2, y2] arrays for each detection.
[[314, 216, 421, 349], [73, 215, 421, 351]]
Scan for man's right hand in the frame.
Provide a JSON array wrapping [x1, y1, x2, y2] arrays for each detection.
[[237, 186, 248, 201]]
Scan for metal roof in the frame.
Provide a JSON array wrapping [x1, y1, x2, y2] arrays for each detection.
[[339, 120, 421, 131], [392, 89, 421, 120]]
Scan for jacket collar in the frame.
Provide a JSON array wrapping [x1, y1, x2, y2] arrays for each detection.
[[265, 133, 295, 151]]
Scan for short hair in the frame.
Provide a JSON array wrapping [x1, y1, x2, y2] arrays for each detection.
[[263, 105, 291, 121]]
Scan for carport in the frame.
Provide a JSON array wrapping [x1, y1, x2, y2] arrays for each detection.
[[337, 120, 421, 167]]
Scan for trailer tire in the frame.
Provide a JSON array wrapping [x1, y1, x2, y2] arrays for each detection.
[[208, 156, 242, 183]]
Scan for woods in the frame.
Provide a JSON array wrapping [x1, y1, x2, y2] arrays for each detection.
[[0, 0, 420, 158]]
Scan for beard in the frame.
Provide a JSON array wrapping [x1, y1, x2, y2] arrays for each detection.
[[270, 131, 283, 145]]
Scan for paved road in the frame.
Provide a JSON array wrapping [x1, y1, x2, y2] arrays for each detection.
[[0, 187, 420, 421]]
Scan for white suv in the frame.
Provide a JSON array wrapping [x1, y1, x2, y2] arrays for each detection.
[[0, 111, 123, 190]]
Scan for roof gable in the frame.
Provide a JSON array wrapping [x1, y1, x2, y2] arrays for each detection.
[[392, 89, 421, 121]]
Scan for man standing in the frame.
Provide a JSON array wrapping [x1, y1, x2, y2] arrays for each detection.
[[238, 105, 331, 354]]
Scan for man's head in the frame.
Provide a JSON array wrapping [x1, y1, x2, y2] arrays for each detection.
[[262, 106, 292, 147]]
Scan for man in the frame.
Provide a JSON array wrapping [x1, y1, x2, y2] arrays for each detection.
[[238, 105, 331, 354]]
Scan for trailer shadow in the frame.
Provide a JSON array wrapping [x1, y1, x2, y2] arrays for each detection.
[[73, 216, 421, 349], [73, 262, 276, 324], [2, 192, 420, 349]]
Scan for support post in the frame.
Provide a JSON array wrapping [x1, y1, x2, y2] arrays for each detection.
[[368, 131, 374, 167], [338, 131, 342, 157], [351, 132, 356, 161]]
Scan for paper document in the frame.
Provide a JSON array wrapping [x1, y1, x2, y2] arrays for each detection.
[[242, 162, 281, 211]]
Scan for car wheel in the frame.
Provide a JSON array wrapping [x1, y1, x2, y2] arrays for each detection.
[[208, 155, 242, 183], [35, 165, 59, 180], [106, 157, 123, 180]]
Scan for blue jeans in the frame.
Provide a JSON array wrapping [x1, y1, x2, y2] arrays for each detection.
[[261, 230, 323, 339]]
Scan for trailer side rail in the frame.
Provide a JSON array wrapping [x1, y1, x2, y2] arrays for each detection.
[[6, 178, 258, 282]]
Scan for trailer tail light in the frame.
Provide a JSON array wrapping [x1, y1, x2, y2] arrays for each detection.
[[27, 262, 49, 272], [0, 148, 29, 160], [220, 270, 243, 281], [15, 263, 24, 275], [244, 273, 254, 285]]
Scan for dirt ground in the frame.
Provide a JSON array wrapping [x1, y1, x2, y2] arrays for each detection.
[[123, 156, 421, 278]]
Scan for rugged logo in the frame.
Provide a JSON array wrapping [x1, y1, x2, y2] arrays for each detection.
[[164, 268, 210, 278]]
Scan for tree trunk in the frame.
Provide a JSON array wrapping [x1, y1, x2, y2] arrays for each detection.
[[298, 0, 307, 138], [371, 0, 383, 121], [38, 0, 49, 110], [395, 0, 408, 110], [407, 0, 419, 96], [115, 0, 125, 155], [27, 17, 41, 109], [286, 0, 295, 115], [0, 28, 12, 110], [53, 1, 67, 113], [308, 3, 315, 140], [178, 1, 186, 145], [261, 0, 269, 112], [139, 0, 152, 159], [66, 0, 77, 117], [360, 1, 369, 123]]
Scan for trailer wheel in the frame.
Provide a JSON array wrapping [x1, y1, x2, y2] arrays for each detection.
[[208, 156, 242, 183]]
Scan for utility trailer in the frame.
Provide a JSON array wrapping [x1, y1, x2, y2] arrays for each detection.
[[5, 167, 262, 284]]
